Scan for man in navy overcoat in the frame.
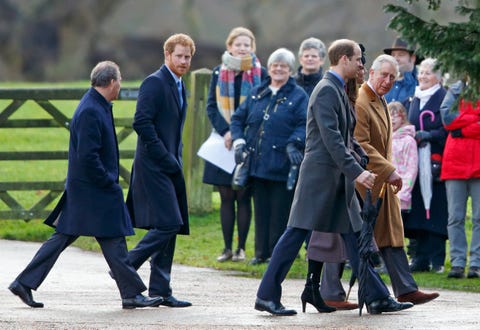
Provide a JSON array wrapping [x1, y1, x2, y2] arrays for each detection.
[[125, 34, 195, 308], [9, 61, 162, 309]]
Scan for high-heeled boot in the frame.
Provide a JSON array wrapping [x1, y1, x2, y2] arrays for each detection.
[[301, 275, 336, 313]]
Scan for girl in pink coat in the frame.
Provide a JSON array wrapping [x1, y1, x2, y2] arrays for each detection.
[[389, 101, 418, 212]]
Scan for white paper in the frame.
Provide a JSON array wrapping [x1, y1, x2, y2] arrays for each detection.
[[197, 131, 236, 174]]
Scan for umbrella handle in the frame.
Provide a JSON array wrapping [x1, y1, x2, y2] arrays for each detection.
[[426, 209, 430, 219], [419, 110, 435, 131], [379, 183, 387, 199]]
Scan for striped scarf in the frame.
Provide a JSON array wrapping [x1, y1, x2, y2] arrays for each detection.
[[216, 51, 262, 123]]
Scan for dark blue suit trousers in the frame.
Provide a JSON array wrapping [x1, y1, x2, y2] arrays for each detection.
[[16, 232, 146, 299]]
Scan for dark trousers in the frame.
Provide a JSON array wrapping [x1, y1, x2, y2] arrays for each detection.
[[414, 232, 446, 268], [320, 262, 346, 301], [257, 227, 389, 305], [127, 226, 180, 297], [16, 232, 146, 299], [252, 178, 294, 260], [380, 246, 418, 297]]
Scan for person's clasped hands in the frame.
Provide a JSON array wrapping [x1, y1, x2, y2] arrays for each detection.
[[286, 143, 303, 165]]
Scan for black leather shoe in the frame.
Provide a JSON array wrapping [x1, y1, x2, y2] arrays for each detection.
[[157, 295, 192, 308], [367, 296, 413, 314], [254, 297, 297, 316], [9, 280, 44, 308], [122, 294, 163, 309]]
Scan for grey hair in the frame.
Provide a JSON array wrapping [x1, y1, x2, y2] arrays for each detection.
[[298, 37, 326, 59], [267, 48, 296, 72], [90, 61, 120, 87], [419, 58, 442, 81], [371, 54, 399, 77]]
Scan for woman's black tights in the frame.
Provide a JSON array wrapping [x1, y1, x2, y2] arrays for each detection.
[[217, 185, 252, 251]]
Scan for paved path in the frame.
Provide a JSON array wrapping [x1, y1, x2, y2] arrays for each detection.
[[1, 239, 479, 329]]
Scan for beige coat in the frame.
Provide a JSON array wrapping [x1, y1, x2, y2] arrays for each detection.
[[354, 83, 405, 248]]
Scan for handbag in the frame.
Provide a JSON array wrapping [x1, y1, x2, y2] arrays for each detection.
[[231, 91, 273, 190], [231, 151, 251, 190]]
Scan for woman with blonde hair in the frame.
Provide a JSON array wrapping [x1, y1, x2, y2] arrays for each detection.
[[203, 27, 266, 262]]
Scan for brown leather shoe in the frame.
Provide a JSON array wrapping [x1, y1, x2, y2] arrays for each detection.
[[397, 290, 439, 305], [324, 300, 358, 310]]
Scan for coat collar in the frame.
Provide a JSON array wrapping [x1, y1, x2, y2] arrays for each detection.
[[256, 76, 297, 99], [360, 83, 391, 136], [159, 64, 176, 86], [88, 87, 112, 111], [324, 71, 350, 109], [295, 67, 323, 84], [324, 71, 344, 90]]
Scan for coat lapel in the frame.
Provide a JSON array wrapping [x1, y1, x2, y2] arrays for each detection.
[[160, 65, 183, 115]]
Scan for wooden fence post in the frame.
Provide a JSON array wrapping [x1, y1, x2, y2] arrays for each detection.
[[182, 68, 213, 214]]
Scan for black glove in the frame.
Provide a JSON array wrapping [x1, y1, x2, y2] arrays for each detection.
[[360, 155, 369, 169], [450, 129, 463, 138], [234, 143, 247, 164], [286, 143, 303, 165], [415, 130, 432, 146]]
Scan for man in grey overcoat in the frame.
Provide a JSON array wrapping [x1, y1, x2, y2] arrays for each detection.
[[9, 61, 162, 309], [254, 39, 413, 316]]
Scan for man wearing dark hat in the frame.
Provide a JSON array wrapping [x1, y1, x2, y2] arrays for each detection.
[[383, 37, 419, 108]]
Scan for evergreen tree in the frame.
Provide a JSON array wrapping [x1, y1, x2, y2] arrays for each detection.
[[384, 0, 480, 100]]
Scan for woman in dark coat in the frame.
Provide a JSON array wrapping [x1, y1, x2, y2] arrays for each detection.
[[202, 27, 266, 262], [230, 48, 308, 265], [406, 58, 448, 273]]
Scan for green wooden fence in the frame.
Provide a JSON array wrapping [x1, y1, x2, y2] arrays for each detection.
[[0, 69, 213, 220]]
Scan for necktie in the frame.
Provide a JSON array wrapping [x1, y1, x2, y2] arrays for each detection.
[[380, 96, 388, 110], [177, 81, 183, 109]]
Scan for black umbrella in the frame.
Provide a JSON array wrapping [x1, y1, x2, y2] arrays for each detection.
[[344, 188, 385, 304], [357, 184, 387, 316]]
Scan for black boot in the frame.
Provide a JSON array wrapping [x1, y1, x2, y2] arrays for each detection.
[[301, 261, 336, 313]]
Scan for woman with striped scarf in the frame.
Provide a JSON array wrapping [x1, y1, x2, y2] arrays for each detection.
[[202, 27, 266, 263]]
